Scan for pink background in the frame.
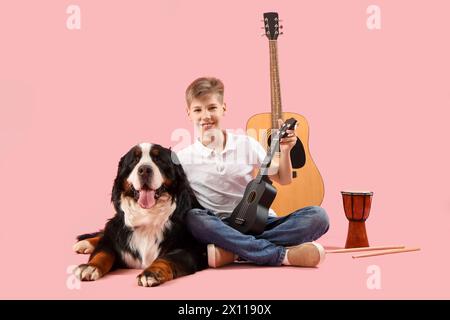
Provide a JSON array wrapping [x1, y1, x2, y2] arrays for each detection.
[[1, 0, 449, 299]]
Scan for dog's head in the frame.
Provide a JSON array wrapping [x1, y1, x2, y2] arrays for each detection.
[[111, 143, 195, 214]]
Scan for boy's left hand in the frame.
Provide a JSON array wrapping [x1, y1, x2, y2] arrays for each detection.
[[278, 119, 297, 153]]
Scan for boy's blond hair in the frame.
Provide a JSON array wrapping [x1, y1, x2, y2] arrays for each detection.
[[185, 77, 224, 107]]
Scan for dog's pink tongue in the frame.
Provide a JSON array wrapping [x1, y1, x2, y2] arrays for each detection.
[[138, 190, 155, 209]]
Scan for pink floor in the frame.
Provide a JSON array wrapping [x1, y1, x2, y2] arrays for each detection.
[[50, 241, 449, 299], [0, 226, 447, 299]]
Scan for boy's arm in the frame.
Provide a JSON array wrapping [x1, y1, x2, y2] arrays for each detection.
[[268, 150, 293, 185], [251, 119, 296, 185], [267, 120, 297, 185]]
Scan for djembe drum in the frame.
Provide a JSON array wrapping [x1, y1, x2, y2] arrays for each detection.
[[341, 191, 373, 248]]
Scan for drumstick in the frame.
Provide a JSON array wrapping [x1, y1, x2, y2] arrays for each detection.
[[326, 245, 405, 254], [352, 247, 421, 259]]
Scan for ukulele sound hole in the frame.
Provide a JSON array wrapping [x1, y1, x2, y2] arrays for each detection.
[[247, 191, 257, 204]]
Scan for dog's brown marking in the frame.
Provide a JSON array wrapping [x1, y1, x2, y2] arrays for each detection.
[[133, 146, 142, 158], [86, 236, 101, 248], [150, 147, 160, 157], [123, 180, 133, 192], [138, 259, 174, 286], [88, 250, 115, 276]]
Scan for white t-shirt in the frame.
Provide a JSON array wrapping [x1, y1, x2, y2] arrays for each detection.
[[176, 130, 277, 219]]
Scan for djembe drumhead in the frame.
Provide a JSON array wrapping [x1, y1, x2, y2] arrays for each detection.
[[341, 191, 373, 222]]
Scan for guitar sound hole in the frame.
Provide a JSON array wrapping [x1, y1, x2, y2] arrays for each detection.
[[247, 191, 257, 204]]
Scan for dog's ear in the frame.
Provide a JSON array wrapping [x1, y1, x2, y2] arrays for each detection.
[[169, 151, 203, 210], [170, 150, 181, 166], [171, 156, 188, 186], [170, 152, 191, 188], [111, 154, 127, 205], [116, 154, 127, 177], [111, 146, 136, 204]]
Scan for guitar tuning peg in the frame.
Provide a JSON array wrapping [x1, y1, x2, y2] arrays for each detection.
[[279, 25, 283, 29], [280, 32, 284, 35]]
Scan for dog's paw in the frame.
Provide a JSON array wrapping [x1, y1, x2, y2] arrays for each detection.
[[74, 264, 102, 281], [137, 271, 162, 287], [73, 240, 95, 254]]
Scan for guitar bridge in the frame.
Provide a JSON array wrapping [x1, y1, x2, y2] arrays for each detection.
[[234, 218, 245, 225]]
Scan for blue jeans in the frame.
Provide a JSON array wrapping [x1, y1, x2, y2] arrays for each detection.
[[185, 206, 330, 266]]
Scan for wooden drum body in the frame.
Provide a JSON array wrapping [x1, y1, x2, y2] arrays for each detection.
[[341, 191, 373, 248]]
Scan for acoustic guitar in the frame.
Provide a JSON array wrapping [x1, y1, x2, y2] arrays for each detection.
[[229, 118, 298, 235], [246, 12, 325, 216]]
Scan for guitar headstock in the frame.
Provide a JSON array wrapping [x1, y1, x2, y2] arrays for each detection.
[[263, 12, 283, 40]]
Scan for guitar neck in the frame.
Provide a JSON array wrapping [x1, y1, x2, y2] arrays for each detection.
[[269, 40, 283, 129]]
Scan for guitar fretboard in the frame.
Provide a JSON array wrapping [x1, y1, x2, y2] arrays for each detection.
[[269, 40, 283, 129]]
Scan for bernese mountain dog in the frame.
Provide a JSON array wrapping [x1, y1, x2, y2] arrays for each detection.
[[73, 143, 207, 287]]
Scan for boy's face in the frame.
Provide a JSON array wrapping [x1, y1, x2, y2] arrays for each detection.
[[187, 93, 226, 134]]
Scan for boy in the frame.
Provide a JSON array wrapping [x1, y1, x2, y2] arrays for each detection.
[[177, 77, 329, 268]]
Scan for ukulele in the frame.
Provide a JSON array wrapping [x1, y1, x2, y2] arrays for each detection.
[[246, 12, 325, 216], [228, 118, 298, 235]]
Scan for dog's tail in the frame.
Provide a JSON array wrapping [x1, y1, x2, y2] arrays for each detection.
[[76, 231, 104, 241]]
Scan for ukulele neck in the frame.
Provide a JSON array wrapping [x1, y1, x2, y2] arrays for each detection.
[[255, 135, 281, 183]]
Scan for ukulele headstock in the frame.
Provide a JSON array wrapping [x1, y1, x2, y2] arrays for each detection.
[[263, 12, 283, 40], [278, 118, 297, 138]]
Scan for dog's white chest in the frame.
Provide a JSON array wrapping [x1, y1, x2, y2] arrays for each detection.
[[120, 193, 176, 268], [127, 230, 164, 268], [122, 220, 173, 269]]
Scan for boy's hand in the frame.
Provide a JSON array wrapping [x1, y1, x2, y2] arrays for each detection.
[[278, 118, 297, 153]]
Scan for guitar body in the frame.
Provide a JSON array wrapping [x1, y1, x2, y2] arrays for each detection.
[[229, 178, 277, 235], [247, 112, 325, 216]]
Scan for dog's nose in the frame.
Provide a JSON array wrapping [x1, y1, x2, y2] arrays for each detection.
[[138, 165, 153, 178]]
